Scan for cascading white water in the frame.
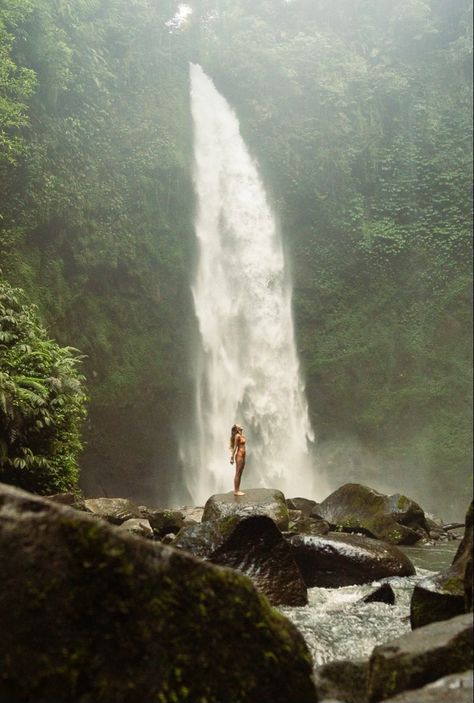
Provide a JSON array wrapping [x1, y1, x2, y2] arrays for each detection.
[[185, 63, 315, 504]]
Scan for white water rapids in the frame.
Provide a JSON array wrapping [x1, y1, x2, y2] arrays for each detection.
[[184, 64, 316, 505]]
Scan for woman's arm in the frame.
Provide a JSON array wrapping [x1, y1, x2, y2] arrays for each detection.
[[230, 435, 240, 464]]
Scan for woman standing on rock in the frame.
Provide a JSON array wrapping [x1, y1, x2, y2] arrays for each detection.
[[230, 424, 246, 496]]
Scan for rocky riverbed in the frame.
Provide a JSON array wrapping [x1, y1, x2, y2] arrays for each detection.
[[0, 480, 472, 702]]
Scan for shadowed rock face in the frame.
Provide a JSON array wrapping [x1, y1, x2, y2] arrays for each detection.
[[381, 671, 473, 702], [173, 514, 308, 606], [316, 484, 427, 544], [314, 658, 369, 703], [0, 484, 317, 703], [361, 583, 395, 605], [202, 488, 289, 530], [367, 613, 473, 703], [410, 501, 473, 628], [286, 532, 415, 587]]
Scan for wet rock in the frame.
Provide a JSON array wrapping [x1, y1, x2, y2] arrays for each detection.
[[288, 510, 331, 536], [410, 570, 465, 628], [382, 670, 473, 702], [317, 484, 428, 545], [117, 517, 154, 539], [160, 532, 176, 544], [174, 514, 307, 606], [138, 507, 184, 538], [45, 492, 86, 511], [455, 502, 473, 612], [83, 497, 142, 524], [314, 658, 369, 703], [176, 505, 205, 525], [203, 488, 289, 530], [286, 532, 415, 587], [410, 501, 473, 628], [172, 518, 229, 559], [367, 612, 473, 702], [425, 516, 448, 540], [286, 497, 318, 516], [361, 583, 395, 605], [0, 483, 317, 703]]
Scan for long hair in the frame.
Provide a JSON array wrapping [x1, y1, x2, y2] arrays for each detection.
[[229, 424, 241, 450]]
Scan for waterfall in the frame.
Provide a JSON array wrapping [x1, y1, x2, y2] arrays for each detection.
[[184, 63, 315, 504]]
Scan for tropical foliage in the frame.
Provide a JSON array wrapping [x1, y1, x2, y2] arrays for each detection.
[[0, 277, 86, 493]]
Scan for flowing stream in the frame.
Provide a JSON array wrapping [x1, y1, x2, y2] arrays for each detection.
[[185, 63, 316, 505], [279, 541, 459, 668]]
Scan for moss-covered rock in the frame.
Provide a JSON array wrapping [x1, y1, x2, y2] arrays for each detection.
[[314, 658, 369, 703], [317, 484, 428, 544], [367, 613, 473, 702], [410, 501, 473, 628], [138, 507, 185, 538], [287, 510, 330, 536], [0, 483, 317, 703], [203, 488, 290, 530], [381, 670, 473, 702]]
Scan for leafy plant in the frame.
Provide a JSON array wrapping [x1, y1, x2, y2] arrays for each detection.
[[0, 276, 87, 493]]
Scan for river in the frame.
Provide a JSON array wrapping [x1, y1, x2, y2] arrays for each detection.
[[279, 540, 459, 667]]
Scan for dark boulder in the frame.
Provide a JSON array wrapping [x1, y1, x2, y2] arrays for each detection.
[[314, 658, 369, 703], [456, 502, 473, 612], [410, 571, 466, 629], [138, 507, 185, 538], [410, 501, 473, 628], [286, 532, 415, 587], [286, 497, 318, 516], [0, 483, 317, 703], [203, 488, 289, 530], [317, 484, 427, 544], [382, 670, 473, 702], [361, 583, 395, 605], [174, 514, 308, 606], [367, 613, 473, 702], [288, 510, 330, 536], [83, 497, 142, 524]]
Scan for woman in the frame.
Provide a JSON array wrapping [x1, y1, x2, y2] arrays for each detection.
[[229, 424, 246, 496]]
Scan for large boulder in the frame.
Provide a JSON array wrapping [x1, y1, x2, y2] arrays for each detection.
[[316, 484, 428, 544], [286, 532, 415, 587], [410, 501, 473, 628], [367, 613, 473, 702], [0, 483, 317, 703], [173, 514, 308, 606], [83, 497, 142, 524], [117, 517, 154, 539], [286, 497, 319, 516], [202, 488, 290, 530], [382, 670, 473, 702], [287, 510, 331, 536], [138, 506, 185, 538], [314, 658, 369, 703]]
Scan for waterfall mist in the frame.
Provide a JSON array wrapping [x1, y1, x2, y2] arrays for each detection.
[[181, 63, 319, 505]]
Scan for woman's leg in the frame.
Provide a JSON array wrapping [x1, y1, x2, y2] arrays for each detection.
[[234, 455, 245, 495]]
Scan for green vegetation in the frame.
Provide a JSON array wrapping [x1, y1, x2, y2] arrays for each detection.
[[0, 0, 471, 511], [0, 277, 86, 493]]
